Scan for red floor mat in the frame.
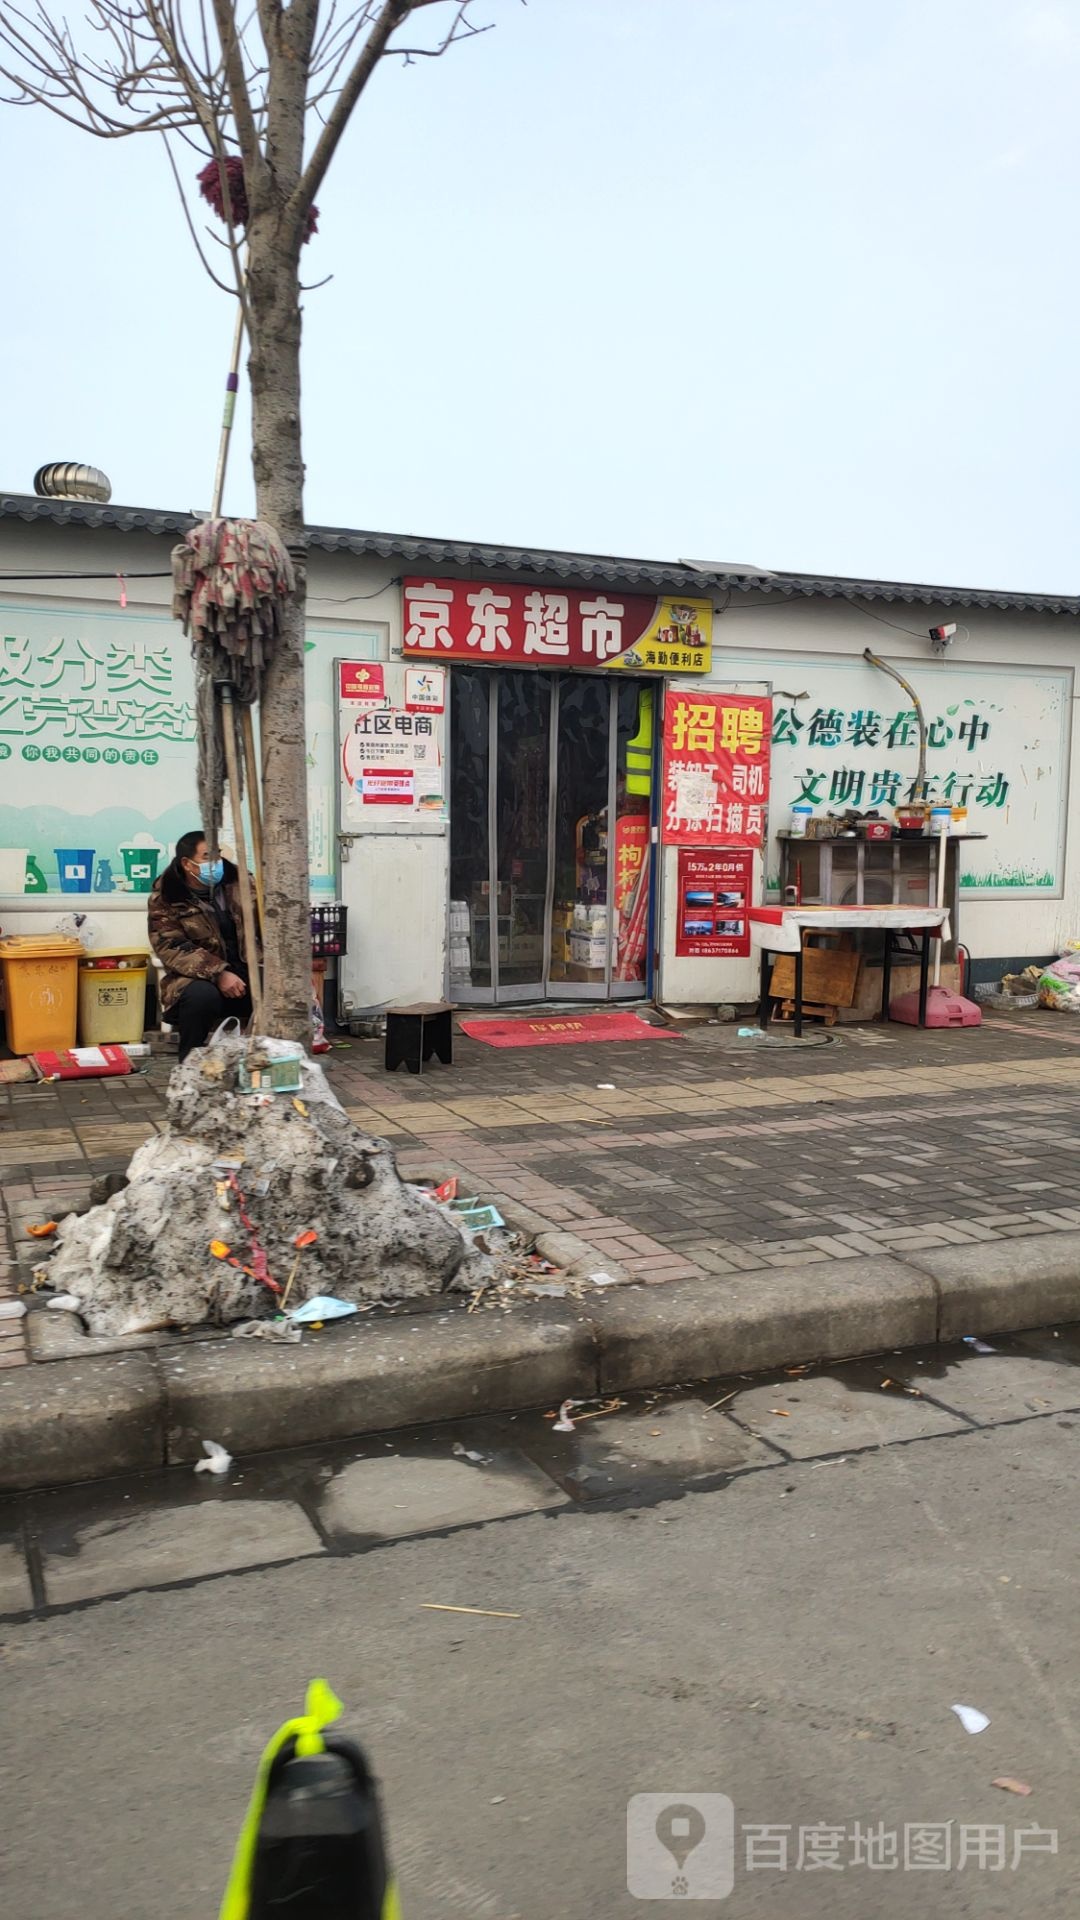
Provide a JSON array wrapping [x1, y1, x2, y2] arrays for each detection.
[[458, 1013, 681, 1048]]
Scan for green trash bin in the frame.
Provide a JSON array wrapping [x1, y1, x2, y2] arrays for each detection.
[[122, 847, 159, 892]]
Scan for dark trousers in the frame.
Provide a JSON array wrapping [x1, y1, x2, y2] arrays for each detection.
[[173, 977, 253, 1062]]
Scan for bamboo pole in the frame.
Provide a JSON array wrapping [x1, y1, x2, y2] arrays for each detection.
[[219, 684, 264, 1034], [210, 300, 246, 520], [240, 703, 266, 931]]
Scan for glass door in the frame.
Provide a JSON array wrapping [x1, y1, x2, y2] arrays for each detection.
[[448, 668, 492, 1000], [494, 671, 552, 1000], [450, 669, 653, 1003]]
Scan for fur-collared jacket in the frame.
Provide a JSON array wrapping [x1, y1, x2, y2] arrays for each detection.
[[147, 858, 257, 1013]]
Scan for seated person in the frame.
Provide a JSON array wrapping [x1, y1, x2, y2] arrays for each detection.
[[148, 830, 257, 1060]]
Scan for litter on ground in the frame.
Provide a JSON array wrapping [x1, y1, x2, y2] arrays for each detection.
[[194, 1439, 233, 1476], [992, 1777, 1033, 1796], [289, 1294, 358, 1324], [231, 1319, 302, 1343], [419, 1603, 521, 1619], [951, 1703, 991, 1735]]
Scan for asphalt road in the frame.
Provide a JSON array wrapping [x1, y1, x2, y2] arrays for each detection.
[[3, 1334, 1080, 1917]]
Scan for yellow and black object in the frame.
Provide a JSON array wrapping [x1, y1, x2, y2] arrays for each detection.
[[626, 686, 654, 798], [220, 1680, 401, 1920]]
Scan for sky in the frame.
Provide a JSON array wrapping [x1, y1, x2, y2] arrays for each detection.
[[2, 0, 1079, 590]]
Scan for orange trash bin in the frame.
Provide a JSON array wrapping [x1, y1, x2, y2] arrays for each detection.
[[0, 933, 84, 1055]]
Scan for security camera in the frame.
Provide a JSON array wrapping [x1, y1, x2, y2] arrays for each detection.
[[929, 623, 957, 654]]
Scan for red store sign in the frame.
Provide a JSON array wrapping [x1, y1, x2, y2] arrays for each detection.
[[401, 578, 713, 674], [661, 691, 771, 848]]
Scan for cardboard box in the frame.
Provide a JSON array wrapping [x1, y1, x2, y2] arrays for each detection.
[[572, 904, 608, 933], [569, 933, 607, 967]]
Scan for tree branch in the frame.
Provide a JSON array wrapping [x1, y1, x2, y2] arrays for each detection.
[[208, 0, 263, 172], [162, 129, 243, 296], [292, 0, 409, 210]]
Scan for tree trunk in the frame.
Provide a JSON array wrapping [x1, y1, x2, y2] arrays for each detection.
[[245, 216, 312, 1040]]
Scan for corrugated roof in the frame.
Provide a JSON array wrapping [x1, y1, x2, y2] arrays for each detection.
[[1, 492, 1076, 615]]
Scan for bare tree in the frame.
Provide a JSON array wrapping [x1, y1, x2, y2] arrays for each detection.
[[0, 0, 490, 1037]]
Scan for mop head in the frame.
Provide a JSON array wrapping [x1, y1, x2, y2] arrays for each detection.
[[196, 155, 319, 243], [171, 517, 295, 840]]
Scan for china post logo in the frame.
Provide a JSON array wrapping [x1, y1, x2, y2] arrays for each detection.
[[627, 1794, 735, 1899]]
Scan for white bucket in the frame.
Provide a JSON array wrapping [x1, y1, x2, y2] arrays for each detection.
[[789, 804, 813, 838], [0, 849, 29, 893]]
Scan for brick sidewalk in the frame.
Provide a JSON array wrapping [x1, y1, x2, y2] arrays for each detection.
[[4, 1008, 1080, 1367]]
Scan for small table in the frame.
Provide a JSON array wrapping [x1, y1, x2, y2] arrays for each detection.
[[748, 906, 952, 1038], [385, 1001, 454, 1075]]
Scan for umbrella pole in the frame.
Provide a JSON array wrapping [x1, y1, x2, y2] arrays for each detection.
[[933, 827, 948, 990], [219, 684, 264, 1034]]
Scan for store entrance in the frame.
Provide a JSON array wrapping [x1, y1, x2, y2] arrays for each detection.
[[449, 668, 654, 1002]]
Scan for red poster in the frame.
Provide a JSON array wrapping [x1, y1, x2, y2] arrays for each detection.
[[402, 578, 712, 675], [614, 814, 650, 913], [339, 661, 385, 702], [675, 849, 753, 957], [661, 691, 771, 847]]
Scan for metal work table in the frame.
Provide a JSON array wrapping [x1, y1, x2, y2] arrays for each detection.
[[777, 833, 985, 964], [749, 905, 952, 1038]]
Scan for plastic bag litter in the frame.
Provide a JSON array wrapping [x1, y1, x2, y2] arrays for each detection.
[[0, 1299, 27, 1319], [963, 1336, 997, 1354], [1037, 965, 1080, 1012], [289, 1295, 358, 1324], [46, 1293, 82, 1311], [232, 1318, 302, 1343], [553, 1400, 579, 1432], [951, 1703, 990, 1735], [194, 1439, 232, 1475], [207, 1027, 347, 1111], [450, 1202, 505, 1232], [588, 1271, 620, 1287]]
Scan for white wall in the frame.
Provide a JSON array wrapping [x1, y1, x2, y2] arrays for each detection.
[[701, 595, 1078, 962], [2, 514, 1076, 987]]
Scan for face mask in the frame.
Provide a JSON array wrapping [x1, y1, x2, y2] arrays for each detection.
[[195, 858, 224, 886]]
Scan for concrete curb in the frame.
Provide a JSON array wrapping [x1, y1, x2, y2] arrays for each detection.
[[4, 1230, 1080, 1493]]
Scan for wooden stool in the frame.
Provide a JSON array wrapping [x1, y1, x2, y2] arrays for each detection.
[[384, 1001, 454, 1075]]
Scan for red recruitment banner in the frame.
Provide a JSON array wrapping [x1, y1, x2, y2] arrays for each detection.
[[661, 691, 771, 847], [675, 849, 753, 958], [402, 578, 713, 675]]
